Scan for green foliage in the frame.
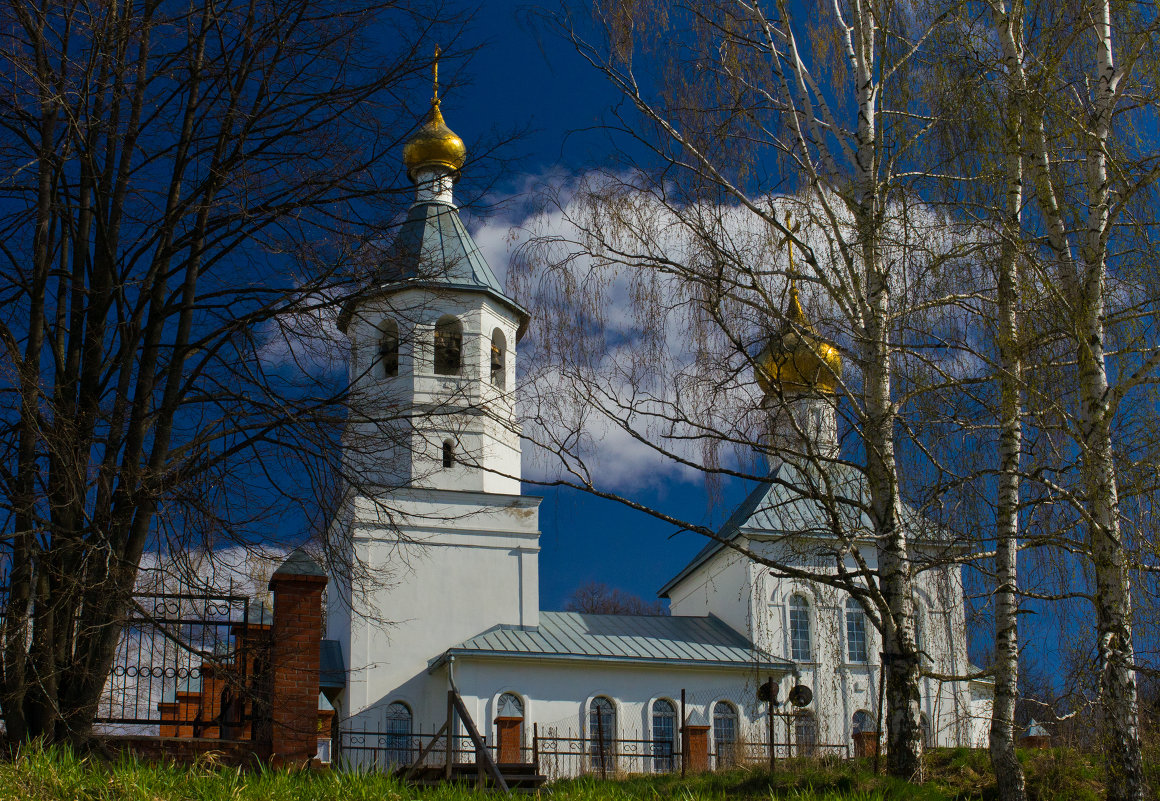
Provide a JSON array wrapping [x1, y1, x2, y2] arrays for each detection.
[[0, 745, 1145, 801]]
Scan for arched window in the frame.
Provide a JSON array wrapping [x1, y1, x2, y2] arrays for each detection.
[[651, 699, 677, 773], [845, 598, 868, 663], [434, 315, 462, 375], [495, 693, 525, 763], [920, 713, 933, 748], [379, 318, 399, 377], [588, 697, 616, 772], [490, 328, 507, 388], [852, 710, 874, 735], [789, 595, 812, 662], [384, 701, 413, 766], [442, 440, 455, 468], [497, 692, 524, 718], [794, 711, 818, 757], [713, 700, 739, 767]]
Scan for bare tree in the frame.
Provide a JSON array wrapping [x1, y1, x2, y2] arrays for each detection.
[[565, 581, 669, 616], [0, 0, 473, 744]]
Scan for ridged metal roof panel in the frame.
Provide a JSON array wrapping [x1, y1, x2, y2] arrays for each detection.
[[434, 611, 788, 670], [385, 201, 504, 294]]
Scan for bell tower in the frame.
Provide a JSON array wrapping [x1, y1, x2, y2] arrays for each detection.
[[338, 52, 529, 496], [329, 58, 541, 726]]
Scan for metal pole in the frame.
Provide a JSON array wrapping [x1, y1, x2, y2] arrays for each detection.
[[767, 676, 776, 773], [680, 689, 687, 779], [533, 722, 539, 773], [597, 708, 607, 779], [445, 690, 455, 781]]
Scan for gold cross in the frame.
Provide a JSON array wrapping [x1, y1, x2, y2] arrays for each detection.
[[433, 46, 441, 106], [778, 210, 802, 294]]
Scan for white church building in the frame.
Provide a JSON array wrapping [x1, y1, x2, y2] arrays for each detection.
[[323, 86, 991, 776]]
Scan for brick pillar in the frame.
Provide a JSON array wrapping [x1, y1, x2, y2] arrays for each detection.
[[267, 548, 327, 766]]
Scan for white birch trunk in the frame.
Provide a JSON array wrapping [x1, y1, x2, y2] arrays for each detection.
[[989, 105, 1026, 801], [846, 1, 923, 778], [1080, 10, 1143, 796], [991, 2, 1143, 796]]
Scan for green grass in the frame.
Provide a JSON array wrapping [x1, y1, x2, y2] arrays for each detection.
[[0, 744, 1147, 801]]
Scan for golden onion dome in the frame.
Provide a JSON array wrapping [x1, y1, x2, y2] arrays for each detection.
[[755, 284, 842, 395], [403, 99, 466, 181]]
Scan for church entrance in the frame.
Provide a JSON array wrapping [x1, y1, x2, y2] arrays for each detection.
[[495, 693, 525, 763]]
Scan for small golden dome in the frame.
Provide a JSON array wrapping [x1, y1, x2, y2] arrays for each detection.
[[755, 285, 842, 395], [403, 99, 466, 181]]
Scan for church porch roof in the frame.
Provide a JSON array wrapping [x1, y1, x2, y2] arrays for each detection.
[[429, 610, 789, 672]]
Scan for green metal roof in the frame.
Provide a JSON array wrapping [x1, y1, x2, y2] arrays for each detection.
[[389, 202, 506, 294], [339, 200, 530, 337], [271, 547, 326, 579], [430, 611, 789, 672], [658, 462, 947, 598]]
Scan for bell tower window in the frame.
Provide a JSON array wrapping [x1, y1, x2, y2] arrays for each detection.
[[434, 315, 462, 375], [442, 440, 455, 468], [379, 318, 399, 378], [490, 328, 506, 388]]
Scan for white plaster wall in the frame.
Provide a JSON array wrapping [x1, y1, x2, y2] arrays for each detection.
[[666, 543, 753, 640], [732, 537, 982, 749], [343, 656, 795, 775], [337, 488, 540, 724]]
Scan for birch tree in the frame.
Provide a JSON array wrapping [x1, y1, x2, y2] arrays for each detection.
[[515, 0, 982, 778], [985, 2, 1160, 797]]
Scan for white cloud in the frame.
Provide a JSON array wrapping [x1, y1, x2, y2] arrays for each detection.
[[467, 171, 989, 494]]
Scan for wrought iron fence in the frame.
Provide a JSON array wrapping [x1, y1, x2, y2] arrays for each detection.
[[533, 732, 849, 779], [336, 723, 850, 779], [95, 590, 268, 739], [338, 729, 527, 771]]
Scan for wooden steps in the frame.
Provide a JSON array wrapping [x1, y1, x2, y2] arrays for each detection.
[[398, 762, 547, 791]]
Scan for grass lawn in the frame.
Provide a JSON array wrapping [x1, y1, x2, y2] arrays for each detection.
[[0, 744, 1141, 801]]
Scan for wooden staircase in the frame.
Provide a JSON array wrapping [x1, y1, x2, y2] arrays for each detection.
[[399, 762, 547, 791], [398, 689, 547, 793]]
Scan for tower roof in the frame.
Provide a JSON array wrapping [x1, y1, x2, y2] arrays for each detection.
[[392, 201, 507, 294], [338, 201, 530, 337]]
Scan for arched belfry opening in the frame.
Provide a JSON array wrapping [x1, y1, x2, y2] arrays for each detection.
[[490, 328, 507, 388], [379, 318, 399, 378], [434, 315, 462, 375], [442, 439, 455, 468]]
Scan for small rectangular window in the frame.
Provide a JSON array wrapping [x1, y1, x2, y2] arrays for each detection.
[[846, 605, 868, 663]]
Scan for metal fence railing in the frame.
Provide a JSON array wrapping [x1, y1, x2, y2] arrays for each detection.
[[337, 723, 851, 779], [94, 591, 268, 740]]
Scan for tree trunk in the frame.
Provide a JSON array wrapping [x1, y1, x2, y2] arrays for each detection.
[[990, 124, 1027, 801], [1079, 7, 1143, 798]]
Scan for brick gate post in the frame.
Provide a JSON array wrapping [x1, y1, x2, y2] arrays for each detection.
[[267, 548, 327, 766]]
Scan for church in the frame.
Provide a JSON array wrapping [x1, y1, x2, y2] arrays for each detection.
[[324, 83, 992, 776]]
